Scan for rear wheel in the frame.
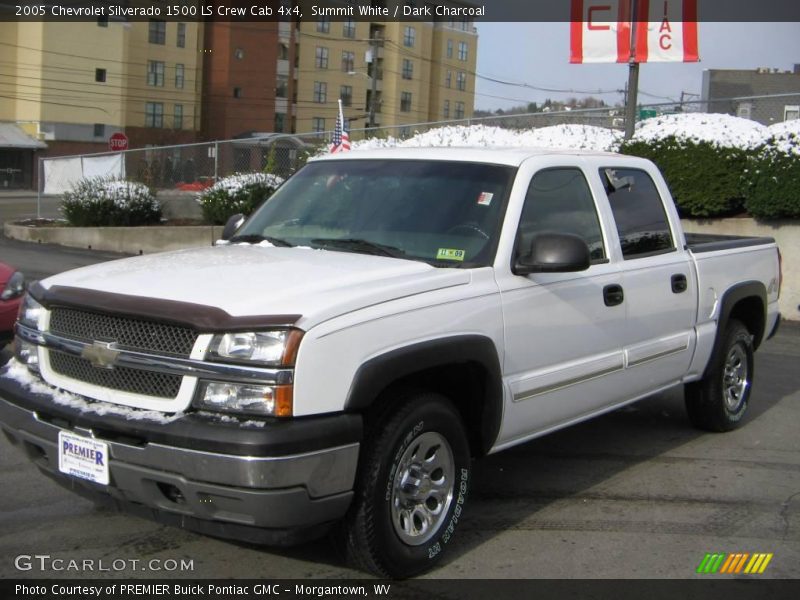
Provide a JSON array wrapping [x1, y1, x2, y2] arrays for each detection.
[[341, 392, 471, 578], [685, 319, 754, 432]]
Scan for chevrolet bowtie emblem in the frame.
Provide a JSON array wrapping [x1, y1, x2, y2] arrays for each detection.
[[81, 341, 120, 370]]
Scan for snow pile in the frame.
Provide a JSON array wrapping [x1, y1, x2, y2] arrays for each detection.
[[632, 113, 768, 149], [351, 124, 622, 152], [765, 119, 800, 156]]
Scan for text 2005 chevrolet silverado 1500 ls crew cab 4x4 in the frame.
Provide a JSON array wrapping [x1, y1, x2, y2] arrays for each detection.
[[0, 148, 782, 577]]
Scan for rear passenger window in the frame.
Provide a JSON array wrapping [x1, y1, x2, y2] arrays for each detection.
[[517, 168, 606, 262], [601, 168, 674, 259]]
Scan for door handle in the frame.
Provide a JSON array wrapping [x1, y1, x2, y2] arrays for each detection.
[[671, 274, 688, 294], [603, 284, 624, 307]]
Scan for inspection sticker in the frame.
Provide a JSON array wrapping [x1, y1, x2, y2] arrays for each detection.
[[436, 248, 466, 261], [58, 431, 109, 485], [476, 192, 494, 206]]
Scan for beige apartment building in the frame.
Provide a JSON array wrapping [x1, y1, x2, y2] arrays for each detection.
[[0, 19, 202, 186], [294, 13, 477, 137]]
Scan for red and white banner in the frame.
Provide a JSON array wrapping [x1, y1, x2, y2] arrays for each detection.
[[570, 0, 698, 64]]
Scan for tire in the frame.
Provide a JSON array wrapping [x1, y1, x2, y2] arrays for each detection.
[[341, 391, 471, 578], [685, 319, 754, 432]]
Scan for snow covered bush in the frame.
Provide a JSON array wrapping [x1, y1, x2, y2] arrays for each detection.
[[198, 172, 284, 225], [745, 120, 800, 219], [61, 177, 161, 226]]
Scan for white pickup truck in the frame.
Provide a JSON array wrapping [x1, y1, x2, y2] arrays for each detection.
[[1, 148, 782, 577]]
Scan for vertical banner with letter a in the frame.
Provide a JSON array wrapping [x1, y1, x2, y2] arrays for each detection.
[[570, 0, 699, 63]]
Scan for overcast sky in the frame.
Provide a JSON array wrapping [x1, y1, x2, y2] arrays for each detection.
[[473, 22, 800, 111]]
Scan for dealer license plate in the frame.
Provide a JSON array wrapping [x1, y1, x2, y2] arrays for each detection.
[[58, 431, 109, 486]]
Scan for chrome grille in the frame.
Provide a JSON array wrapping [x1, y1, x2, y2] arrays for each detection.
[[49, 307, 198, 357], [49, 350, 183, 399]]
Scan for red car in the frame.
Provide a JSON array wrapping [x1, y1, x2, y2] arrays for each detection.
[[0, 262, 25, 347]]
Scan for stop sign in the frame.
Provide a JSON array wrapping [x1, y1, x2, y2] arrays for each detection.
[[108, 132, 129, 151]]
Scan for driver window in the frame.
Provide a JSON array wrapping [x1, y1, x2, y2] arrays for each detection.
[[517, 168, 606, 262]]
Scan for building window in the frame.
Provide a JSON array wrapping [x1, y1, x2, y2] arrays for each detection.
[[315, 46, 329, 69], [145, 102, 163, 127], [343, 18, 355, 38], [403, 26, 415, 47], [148, 19, 166, 45], [93, 123, 105, 137], [446, 39, 453, 58], [97, 16, 108, 27], [275, 113, 286, 132], [401, 92, 412, 112], [445, 70, 452, 88], [234, 48, 245, 60], [402, 59, 413, 80], [456, 71, 466, 91], [314, 81, 327, 103], [233, 87, 243, 98], [455, 101, 465, 119], [340, 85, 353, 107], [147, 61, 165, 87], [443, 100, 450, 118], [317, 17, 330, 33], [276, 75, 288, 98], [458, 41, 468, 61], [175, 64, 184, 89], [173, 104, 183, 129], [312, 117, 325, 133], [278, 43, 289, 60], [95, 68, 106, 83], [341, 50, 355, 73], [177, 22, 186, 48]]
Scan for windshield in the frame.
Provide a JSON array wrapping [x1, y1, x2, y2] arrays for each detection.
[[235, 159, 516, 268]]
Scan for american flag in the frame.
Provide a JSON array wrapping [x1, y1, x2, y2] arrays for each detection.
[[330, 99, 351, 153]]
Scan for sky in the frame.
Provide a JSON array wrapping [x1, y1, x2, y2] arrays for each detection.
[[473, 22, 800, 111]]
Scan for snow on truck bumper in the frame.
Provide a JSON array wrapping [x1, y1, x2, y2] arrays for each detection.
[[0, 370, 362, 543]]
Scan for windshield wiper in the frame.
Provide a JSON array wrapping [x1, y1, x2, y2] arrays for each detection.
[[311, 238, 407, 258], [228, 234, 293, 247]]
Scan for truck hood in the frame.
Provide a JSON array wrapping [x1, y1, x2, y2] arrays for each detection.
[[40, 245, 471, 329]]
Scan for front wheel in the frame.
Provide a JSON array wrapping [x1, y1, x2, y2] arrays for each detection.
[[685, 319, 754, 432], [341, 392, 471, 578]]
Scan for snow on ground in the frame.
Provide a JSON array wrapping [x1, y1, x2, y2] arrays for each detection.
[[766, 119, 800, 156], [631, 113, 769, 149]]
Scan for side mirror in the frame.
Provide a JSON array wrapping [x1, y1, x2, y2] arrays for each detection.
[[221, 213, 245, 241], [513, 232, 591, 275]]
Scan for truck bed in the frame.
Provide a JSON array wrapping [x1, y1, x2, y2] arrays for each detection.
[[685, 232, 776, 254]]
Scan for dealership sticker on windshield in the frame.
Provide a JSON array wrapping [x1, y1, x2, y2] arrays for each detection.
[[58, 431, 109, 485], [436, 248, 466, 261], [476, 192, 494, 206]]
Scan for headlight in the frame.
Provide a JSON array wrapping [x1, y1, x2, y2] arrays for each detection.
[[17, 294, 44, 329], [14, 339, 40, 373], [207, 329, 303, 366], [1, 271, 25, 301], [193, 381, 293, 417]]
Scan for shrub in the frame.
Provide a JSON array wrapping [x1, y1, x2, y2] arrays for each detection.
[[619, 136, 752, 218], [197, 172, 284, 225], [745, 144, 800, 220], [61, 178, 161, 226]]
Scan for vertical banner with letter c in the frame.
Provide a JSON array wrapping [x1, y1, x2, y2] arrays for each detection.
[[570, 0, 698, 63]]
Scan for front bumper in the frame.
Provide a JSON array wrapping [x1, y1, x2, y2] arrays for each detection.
[[0, 370, 362, 544]]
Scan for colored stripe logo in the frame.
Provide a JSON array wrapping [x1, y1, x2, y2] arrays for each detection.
[[696, 553, 773, 574]]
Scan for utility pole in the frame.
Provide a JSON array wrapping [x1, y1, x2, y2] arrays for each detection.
[[624, 0, 639, 140]]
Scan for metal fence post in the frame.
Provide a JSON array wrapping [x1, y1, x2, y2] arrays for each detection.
[[214, 141, 219, 182], [37, 156, 42, 219]]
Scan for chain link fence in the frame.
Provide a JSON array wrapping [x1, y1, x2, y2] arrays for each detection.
[[36, 93, 800, 216]]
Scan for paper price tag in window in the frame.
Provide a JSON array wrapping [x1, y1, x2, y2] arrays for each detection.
[[477, 192, 494, 206]]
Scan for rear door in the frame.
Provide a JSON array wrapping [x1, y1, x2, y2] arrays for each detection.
[[594, 163, 697, 396]]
